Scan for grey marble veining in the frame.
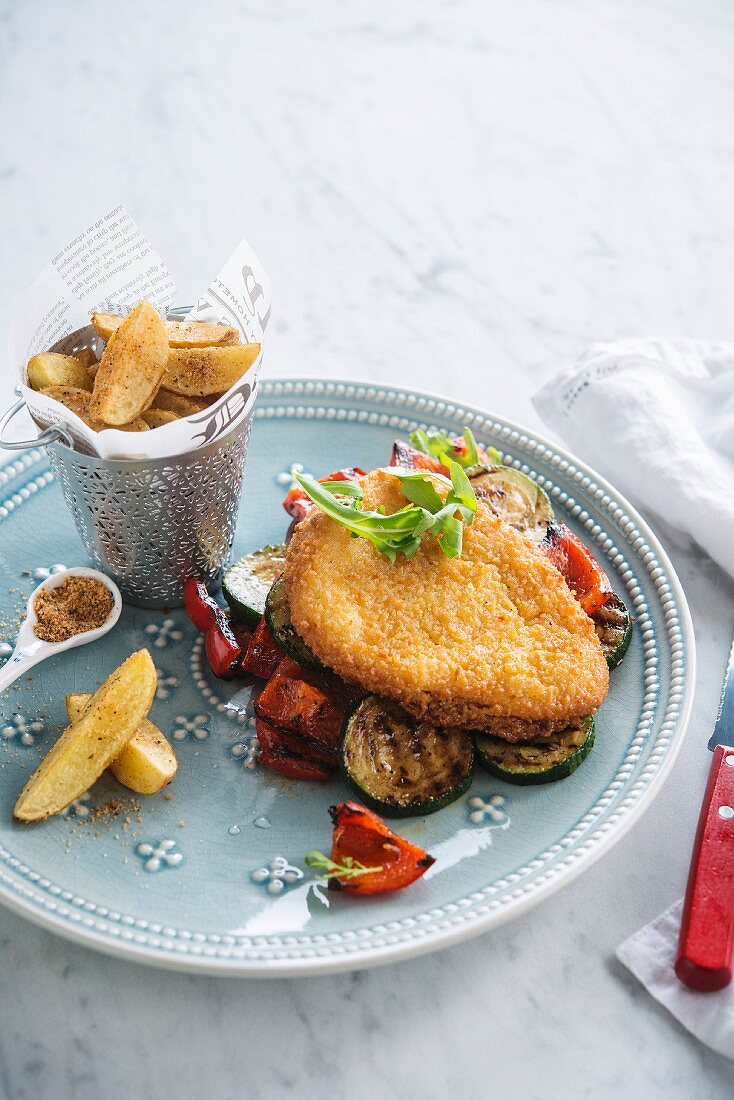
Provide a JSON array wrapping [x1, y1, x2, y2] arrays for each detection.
[[1, 0, 734, 1097]]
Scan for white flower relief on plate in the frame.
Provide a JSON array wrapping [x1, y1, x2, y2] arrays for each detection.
[[467, 794, 509, 826], [144, 618, 184, 649], [172, 714, 210, 743], [251, 857, 304, 895], [1, 712, 44, 747], [154, 667, 180, 700], [136, 839, 183, 873]]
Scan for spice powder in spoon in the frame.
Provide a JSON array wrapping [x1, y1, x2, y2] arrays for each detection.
[[33, 577, 114, 643]]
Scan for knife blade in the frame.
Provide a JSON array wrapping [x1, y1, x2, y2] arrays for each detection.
[[709, 630, 734, 750], [676, 628, 734, 991]]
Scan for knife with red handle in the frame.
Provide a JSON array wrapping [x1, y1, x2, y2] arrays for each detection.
[[676, 632, 734, 992]]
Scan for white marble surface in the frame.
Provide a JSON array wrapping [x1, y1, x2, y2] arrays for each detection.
[[1, 1, 734, 1097]]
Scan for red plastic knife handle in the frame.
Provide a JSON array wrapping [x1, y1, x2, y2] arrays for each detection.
[[676, 745, 734, 991]]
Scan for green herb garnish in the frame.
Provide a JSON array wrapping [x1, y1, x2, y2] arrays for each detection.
[[305, 850, 383, 881], [293, 462, 477, 563], [409, 426, 501, 469]]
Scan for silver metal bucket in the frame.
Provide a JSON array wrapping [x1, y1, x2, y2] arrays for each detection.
[[0, 309, 254, 608]]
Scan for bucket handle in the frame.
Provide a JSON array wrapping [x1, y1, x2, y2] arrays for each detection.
[[0, 387, 73, 452]]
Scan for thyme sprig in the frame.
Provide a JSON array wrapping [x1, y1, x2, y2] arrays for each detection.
[[305, 850, 383, 881]]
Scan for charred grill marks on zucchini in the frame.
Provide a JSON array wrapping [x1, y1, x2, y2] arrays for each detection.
[[593, 594, 632, 669], [470, 466, 554, 546], [475, 715, 595, 785], [264, 575, 325, 671], [341, 695, 474, 817]]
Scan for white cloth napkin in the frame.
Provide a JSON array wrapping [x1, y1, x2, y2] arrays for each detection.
[[534, 338, 734, 1059], [618, 902, 734, 1059], [533, 338, 734, 578]]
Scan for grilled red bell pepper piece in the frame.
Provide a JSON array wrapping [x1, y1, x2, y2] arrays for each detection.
[[260, 719, 336, 767], [254, 656, 345, 756], [242, 618, 284, 679], [256, 717, 333, 781], [324, 802, 435, 895], [205, 608, 246, 679], [282, 467, 367, 523], [451, 435, 491, 465], [390, 437, 491, 474], [542, 522, 612, 616], [389, 440, 447, 474], [183, 577, 220, 633], [231, 620, 252, 650]]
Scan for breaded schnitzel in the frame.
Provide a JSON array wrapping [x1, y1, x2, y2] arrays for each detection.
[[285, 470, 609, 731]]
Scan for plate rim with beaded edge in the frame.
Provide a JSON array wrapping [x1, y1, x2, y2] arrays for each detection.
[[0, 378, 695, 977]]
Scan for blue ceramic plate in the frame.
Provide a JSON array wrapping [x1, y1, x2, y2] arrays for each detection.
[[0, 380, 694, 976]]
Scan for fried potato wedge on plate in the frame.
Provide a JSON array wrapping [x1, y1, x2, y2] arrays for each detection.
[[27, 353, 93, 393], [66, 693, 177, 795], [92, 311, 240, 348], [14, 649, 157, 821], [90, 301, 168, 425], [163, 343, 260, 396], [41, 387, 150, 432]]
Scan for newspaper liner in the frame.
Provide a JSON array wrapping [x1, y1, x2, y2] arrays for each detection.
[[8, 205, 270, 459]]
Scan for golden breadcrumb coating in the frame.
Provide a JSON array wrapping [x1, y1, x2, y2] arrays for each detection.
[[285, 470, 609, 729]]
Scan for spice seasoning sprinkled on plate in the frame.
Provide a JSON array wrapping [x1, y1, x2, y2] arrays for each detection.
[[33, 577, 114, 643]]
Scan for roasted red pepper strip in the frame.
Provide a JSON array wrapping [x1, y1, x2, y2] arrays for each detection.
[[231, 620, 252, 651], [242, 618, 284, 679], [451, 435, 491, 465], [390, 437, 491, 473], [542, 522, 612, 616], [254, 656, 345, 756], [326, 802, 435, 895], [183, 577, 220, 633], [256, 717, 333, 781], [205, 608, 245, 679], [255, 715, 335, 768], [389, 440, 447, 474], [282, 467, 367, 523]]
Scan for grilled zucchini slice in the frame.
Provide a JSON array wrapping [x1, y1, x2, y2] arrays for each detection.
[[593, 594, 632, 669], [264, 575, 324, 671], [223, 545, 287, 628], [341, 695, 474, 817], [475, 716, 595, 785], [470, 465, 554, 545]]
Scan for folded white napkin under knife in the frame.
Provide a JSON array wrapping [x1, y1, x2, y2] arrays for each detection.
[[534, 338, 734, 1060]]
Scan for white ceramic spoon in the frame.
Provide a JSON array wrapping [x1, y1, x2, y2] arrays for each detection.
[[0, 567, 122, 693]]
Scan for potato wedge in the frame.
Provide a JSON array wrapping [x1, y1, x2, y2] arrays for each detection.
[[151, 389, 210, 417], [14, 649, 157, 821], [41, 387, 150, 433], [92, 311, 240, 348], [73, 348, 99, 370], [66, 693, 177, 795], [90, 301, 168, 425], [141, 408, 178, 428], [163, 343, 260, 396], [27, 353, 93, 393]]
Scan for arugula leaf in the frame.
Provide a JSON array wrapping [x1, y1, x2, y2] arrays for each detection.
[[446, 461, 477, 523], [408, 426, 483, 470], [293, 463, 478, 564], [318, 479, 364, 499], [378, 467, 449, 512], [460, 427, 479, 467], [293, 472, 429, 563], [305, 850, 382, 881]]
